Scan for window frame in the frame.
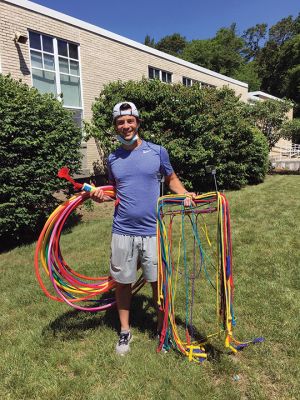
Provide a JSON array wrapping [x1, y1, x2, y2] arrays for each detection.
[[182, 76, 200, 87], [148, 66, 172, 84], [201, 81, 216, 89], [28, 30, 83, 111], [182, 76, 216, 89]]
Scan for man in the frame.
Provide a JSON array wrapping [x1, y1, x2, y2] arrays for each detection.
[[91, 102, 195, 355]]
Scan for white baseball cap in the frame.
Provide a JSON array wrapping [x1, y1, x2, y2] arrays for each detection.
[[112, 102, 139, 121]]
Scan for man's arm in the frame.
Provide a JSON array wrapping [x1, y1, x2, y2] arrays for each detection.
[[164, 172, 188, 194], [164, 173, 196, 206]]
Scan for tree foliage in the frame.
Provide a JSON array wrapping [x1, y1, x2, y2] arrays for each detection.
[[155, 33, 187, 56], [144, 33, 187, 56], [231, 62, 261, 91], [86, 79, 269, 191], [256, 14, 300, 116], [144, 13, 300, 116], [244, 98, 292, 150], [0, 74, 82, 246], [144, 34, 155, 48], [269, 15, 300, 45], [242, 23, 267, 61], [182, 25, 245, 76], [281, 118, 300, 144]]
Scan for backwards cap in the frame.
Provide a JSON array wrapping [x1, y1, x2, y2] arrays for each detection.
[[112, 102, 139, 121]]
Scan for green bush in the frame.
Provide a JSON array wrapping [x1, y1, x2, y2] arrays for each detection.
[[243, 98, 293, 150], [281, 118, 300, 144], [86, 79, 269, 191], [0, 74, 82, 246]]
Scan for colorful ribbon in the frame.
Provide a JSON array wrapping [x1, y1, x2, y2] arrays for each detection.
[[34, 188, 144, 311], [156, 192, 264, 362]]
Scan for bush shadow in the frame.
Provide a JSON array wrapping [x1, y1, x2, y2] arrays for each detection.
[[1, 203, 82, 253], [42, 293, 158, 341]]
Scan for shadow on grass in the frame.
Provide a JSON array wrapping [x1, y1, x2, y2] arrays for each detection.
[[182, 323, 224, 362], [41, 294, 224, 361], [42, 293, 158, 341], [1, 210, 82, 253]]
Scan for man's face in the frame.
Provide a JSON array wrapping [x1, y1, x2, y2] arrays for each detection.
[[115, 115, 139, 141]]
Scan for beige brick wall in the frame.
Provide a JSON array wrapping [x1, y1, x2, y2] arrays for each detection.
[[0, 0, 249, 174]]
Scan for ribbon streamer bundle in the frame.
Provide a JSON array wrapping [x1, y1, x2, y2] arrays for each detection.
[[157, 192, 263, 363], [34, 168, 144, 311]]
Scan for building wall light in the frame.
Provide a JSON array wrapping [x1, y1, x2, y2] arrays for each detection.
[[14, 32, 28, 44]]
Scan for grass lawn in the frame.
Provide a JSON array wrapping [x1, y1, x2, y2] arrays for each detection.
[[0, 175, 299, 400]]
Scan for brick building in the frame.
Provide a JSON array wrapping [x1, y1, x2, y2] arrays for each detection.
[[0, 0, 292, 175]]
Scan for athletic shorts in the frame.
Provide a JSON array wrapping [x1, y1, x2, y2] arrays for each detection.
[[110, 234, 158, 284]]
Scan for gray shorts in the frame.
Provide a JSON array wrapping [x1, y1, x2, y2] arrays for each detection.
[[110, 234, 158, 284]]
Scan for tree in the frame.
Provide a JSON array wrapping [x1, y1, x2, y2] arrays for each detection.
[[0, 74, 82, 246], [269, 15, 299, 45], [232, 61, 261, 91], [86, 79, 269, 190], [244, 98, 293, 150], [281, 118, 300, 144], [144, 34, 155, 48], [155, 33, 187, 56], [279, 37, 300, 112], [144, 33, 187, 57], [242, 23, 267, 61], [256, 15, 300, 116], [182, 25, 245, 77], [181, 39, 214, 69]]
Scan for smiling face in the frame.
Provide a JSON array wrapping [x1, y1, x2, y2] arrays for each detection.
[[115, 114, 139, 141]]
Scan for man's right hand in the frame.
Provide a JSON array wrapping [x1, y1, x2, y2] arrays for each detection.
[[90, 187, 106, 203]]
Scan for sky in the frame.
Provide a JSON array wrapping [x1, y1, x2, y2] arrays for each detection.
[[31, 0, 299, 44]]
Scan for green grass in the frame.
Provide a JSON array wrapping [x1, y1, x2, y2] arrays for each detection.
[[0, 175, 299, 400]]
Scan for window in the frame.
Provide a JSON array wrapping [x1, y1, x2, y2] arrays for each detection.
[[69, 109, 83, 130], [161, 70, 172, 83], [201, 82, 216, 89], [148, 66, 160, 80], [183, 77, 200, 87], [182, 77, 216, 89], [29, 32, 56, 95], [183, 77, 192, 87], [148, 66, 172, 83], [29, 31, 82, 109]]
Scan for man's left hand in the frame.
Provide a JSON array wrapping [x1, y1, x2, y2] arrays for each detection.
[[183, 192, 197, 207]]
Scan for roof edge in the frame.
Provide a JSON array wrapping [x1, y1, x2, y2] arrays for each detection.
[[4, 0, 248, 88], [248, 91, 282, 101]]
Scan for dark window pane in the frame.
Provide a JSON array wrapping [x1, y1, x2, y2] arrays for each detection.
[[42, 35, 53, 53], [69, 109, 82, 129], [162, 71, 166, 82], [167, 73, 172, 83], [29, 31, 41, 50], [148, 67, 154, 79], [58, 39, 68, 57], [154, 69, 159, 79], [69, 43, 78, 59]]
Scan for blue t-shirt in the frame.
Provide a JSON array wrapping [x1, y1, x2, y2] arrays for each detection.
[[108, 140, 173, 236]]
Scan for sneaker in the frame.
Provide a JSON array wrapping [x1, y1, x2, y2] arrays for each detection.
[[116, 331, 132, 356]]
